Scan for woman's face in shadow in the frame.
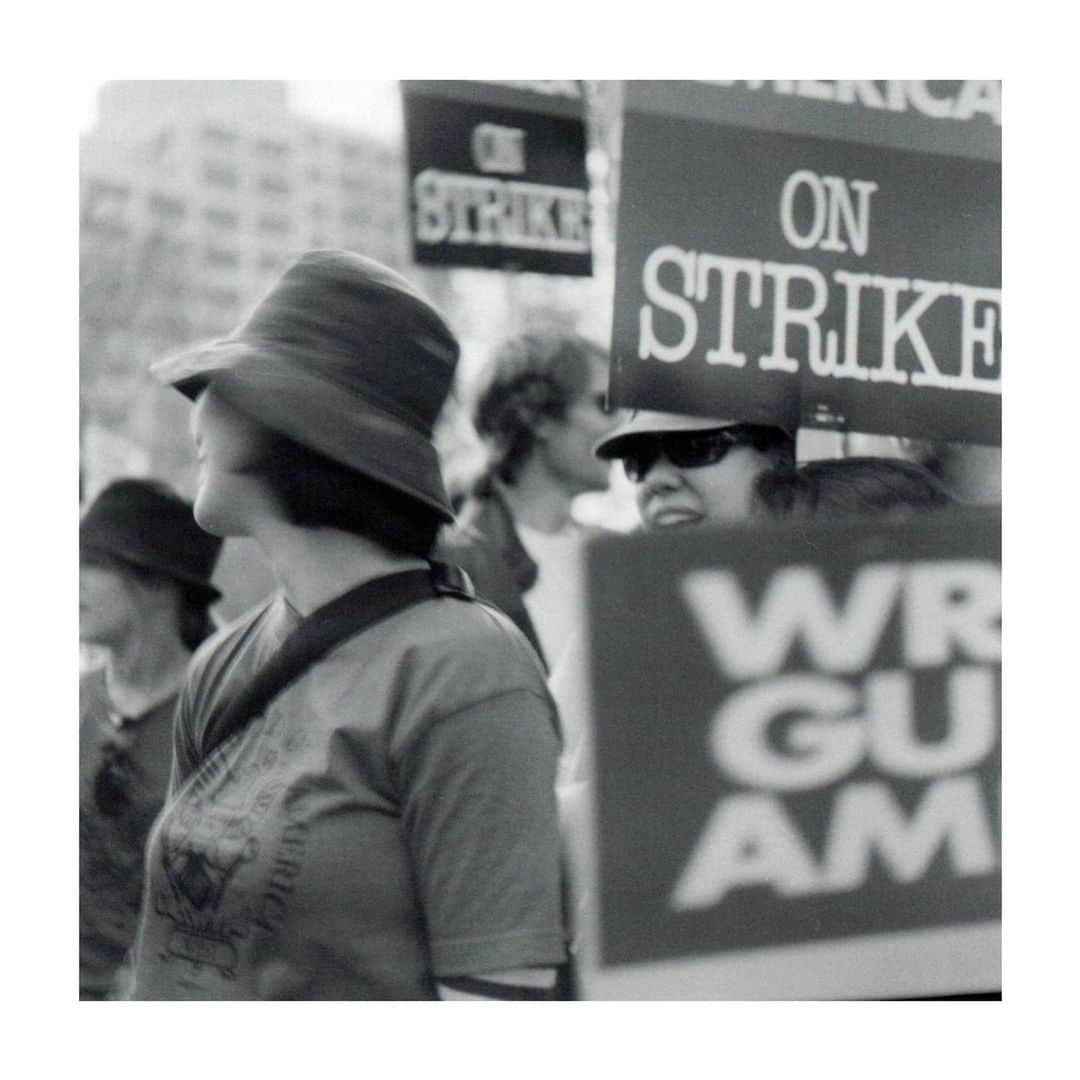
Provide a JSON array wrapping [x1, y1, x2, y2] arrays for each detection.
[[190, 386, 275, 538]]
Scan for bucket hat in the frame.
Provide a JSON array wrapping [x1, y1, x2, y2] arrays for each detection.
[[151, 250, 461, 522], [80, 479, 223, 603]]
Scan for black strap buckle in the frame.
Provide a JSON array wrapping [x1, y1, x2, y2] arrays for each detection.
[[430, 561, 475, 600]]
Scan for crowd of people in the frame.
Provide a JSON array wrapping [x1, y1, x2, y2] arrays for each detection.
[[79, 248, 960, 1001]]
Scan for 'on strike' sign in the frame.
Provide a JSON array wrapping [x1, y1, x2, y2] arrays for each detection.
[[610, 81, 1001, 445], [579, 509, 1000, 999], [401, 80, 592, 276]]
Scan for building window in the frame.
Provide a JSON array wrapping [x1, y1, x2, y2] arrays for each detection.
[[204, 162, 239, 188], [202, 125, 238, 145], [204, 207, 239, 229], [82, 179, 131, 229], [256, 138, 290, 159], [148, 193, 186, 222], [258, 174, 290, 196], [140, 234, 189, 264], [258, 214, 290, 236], [205, 246, 239, 268], [86, 179, 129, 201], [160, 237, 189, 260], [82, 219, 130, 241]]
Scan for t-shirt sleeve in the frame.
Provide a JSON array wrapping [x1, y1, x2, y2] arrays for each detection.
[[395, 687, 568, 978]]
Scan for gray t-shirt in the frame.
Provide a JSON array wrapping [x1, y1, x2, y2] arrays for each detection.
[[129, 590, 567, 1000]]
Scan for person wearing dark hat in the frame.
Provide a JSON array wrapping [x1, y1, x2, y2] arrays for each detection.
[[126, 250, 568, 1001], [79, 478, 223, 1000], [593, 409, 795, 530]]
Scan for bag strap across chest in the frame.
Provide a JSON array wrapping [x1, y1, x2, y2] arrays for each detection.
[[198, 561, 475, 762]]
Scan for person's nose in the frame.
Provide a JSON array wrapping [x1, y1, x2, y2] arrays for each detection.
[[638, 453, 685, 494]]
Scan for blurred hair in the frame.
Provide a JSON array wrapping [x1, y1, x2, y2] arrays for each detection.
[[253, 434, 442, 557], [472, 330, 607, 486], [754, 457, 955, 522]]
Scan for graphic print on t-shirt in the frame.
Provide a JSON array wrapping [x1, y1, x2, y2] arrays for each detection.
[[150, 710, 313, 982]]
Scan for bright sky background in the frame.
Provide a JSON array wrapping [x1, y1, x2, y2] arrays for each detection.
[[77, 80, 404, 137]]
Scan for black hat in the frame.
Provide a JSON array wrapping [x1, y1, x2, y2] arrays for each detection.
[[151, 249, 461, 522], [80, 479, 223, 603]]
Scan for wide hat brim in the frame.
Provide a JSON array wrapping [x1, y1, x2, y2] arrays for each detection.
[[81, 541, 223, 603], [152, 339, 456, 523], [594, 410, 746, 460]]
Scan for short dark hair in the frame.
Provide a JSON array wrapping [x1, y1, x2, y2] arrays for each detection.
[[472, 330, 607, 485], [177, 589, 218, 652], [254, 434, 442, 557], [754, 456, 955, 521]]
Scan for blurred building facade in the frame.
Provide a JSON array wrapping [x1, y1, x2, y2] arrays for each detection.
[[79, 80, 626, 614], [80, 81, 408, 503], [79, 80, 994, 617]]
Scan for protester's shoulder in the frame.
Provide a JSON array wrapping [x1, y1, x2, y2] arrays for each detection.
[[373, 592, 551, 718], [408, 591, 543, 670], [382, 597, 555, 757]]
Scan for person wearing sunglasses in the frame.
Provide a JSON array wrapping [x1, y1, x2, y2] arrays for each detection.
[[79, 478, 223, 1000], [593, 410, 795, 530], [440, 329, 621, 673]]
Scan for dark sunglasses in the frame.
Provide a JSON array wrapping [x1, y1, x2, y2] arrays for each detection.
[[619, 425, 764, 483]]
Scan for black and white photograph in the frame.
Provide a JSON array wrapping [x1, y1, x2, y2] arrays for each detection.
[[15, 15, 1059, 1063], [74, 75, 1002, 1004]]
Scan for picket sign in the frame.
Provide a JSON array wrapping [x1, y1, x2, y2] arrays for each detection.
[[610, 80, 1001, 445], [575, 508, 1000, 999], [401, 80, 592, 276]]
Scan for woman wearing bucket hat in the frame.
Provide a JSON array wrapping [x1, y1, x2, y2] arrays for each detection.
[[126, 250, 568, 1000], [79, 478, 223, 1000]]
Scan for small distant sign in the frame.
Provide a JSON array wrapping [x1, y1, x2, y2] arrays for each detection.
[[401, 80, 593, 276]]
